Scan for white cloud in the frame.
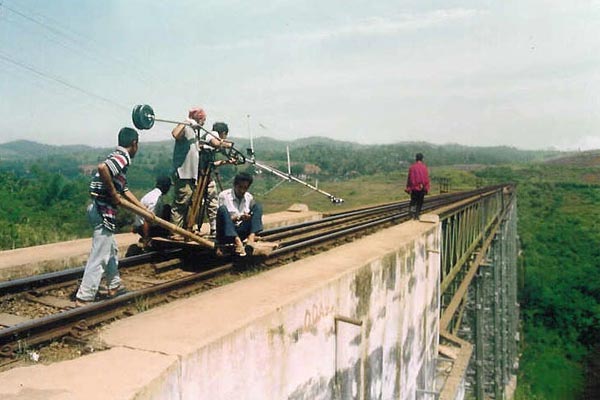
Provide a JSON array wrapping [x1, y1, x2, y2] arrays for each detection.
[[197, 9, 484, 50], [285, 9, 484, 41]]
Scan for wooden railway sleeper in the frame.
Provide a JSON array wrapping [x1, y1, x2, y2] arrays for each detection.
[[69, 320, 89, 339]]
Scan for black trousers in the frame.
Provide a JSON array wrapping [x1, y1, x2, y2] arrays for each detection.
[[409, 190, 426, 218]]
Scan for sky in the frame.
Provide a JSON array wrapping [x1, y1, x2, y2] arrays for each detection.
[[1, 0, 599, 150]]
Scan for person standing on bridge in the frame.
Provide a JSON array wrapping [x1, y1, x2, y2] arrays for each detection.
[[170, 107, 207, 231], [170, 108, 233, 235], [405, 152, 430, 220], [75, 127, 146, 306]]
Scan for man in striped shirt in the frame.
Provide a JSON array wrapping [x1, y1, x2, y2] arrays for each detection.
[[75, 127, 146, 306]]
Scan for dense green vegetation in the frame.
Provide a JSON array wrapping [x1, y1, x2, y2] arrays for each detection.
[[0, 136, 490, 250], [0, 137, 562, 180], [0, 168, 90, 248], [0, 139, 598, 398], [476, 166, 600, 399], [0, 137, 540, 249]]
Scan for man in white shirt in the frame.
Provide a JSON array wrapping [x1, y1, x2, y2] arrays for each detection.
[[133, 175, 172, 245], [216, 172, 263, 256]]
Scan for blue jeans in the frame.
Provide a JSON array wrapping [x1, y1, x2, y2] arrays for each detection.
[[216, 204, 263, 244]]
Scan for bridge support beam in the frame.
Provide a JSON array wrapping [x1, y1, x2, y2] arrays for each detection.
[[438, 193, 519, 400]]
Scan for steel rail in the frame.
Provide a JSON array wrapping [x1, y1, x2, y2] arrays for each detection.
[[0, 185, 509, 359], [270, 186, 504, 254], [0, 204, 413, 355], [0, 263, 233, 356], [0, 206, 416, 356], [273, 194, 460, 249], [266, 207, 403, 243], [0, 202, 406, 297], [260, 201, 408, 237], [0, 186, 502, 302], [271, 210, 407, 256], [270, 188, 500, 254], [0, 249, 182, 296], [262, 186, 500, 241], [0, 188, 492, 295]]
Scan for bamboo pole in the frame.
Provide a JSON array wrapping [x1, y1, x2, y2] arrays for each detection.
[[118, 197, 214, 249]]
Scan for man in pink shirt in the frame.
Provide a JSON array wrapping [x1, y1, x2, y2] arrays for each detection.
[[405, 152, 430, 220]]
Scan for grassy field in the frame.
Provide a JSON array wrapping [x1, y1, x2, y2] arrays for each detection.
[[247, 167, 480, 214]]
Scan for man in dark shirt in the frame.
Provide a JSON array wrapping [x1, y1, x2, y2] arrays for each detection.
[[405, 153, 430, 220], [75, 127, 146, 306]]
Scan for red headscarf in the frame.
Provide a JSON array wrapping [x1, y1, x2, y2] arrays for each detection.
[[188, 107, 206, 122]]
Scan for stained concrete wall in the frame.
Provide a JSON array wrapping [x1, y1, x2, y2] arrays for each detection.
[[182, 221, 440, 400], [0, 216, 440, 400]]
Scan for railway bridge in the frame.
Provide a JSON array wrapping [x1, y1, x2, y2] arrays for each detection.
[[0, 185, 519, 400]]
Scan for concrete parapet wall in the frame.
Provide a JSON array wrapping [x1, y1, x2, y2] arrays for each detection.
[[179, 223, 440, 400], [0, 215, 440, 400]]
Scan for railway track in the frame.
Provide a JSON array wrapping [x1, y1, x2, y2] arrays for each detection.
[[0, 186, 504, 368]]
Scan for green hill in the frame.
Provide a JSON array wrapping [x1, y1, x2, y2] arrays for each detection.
[[0, 140, 93, 160], [544, 149, 600, 167], [0, 138, 565, 187]]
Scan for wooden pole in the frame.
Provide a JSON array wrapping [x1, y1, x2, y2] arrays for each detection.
[[186, 168, 211, 231], [118, 197, 214, 249]]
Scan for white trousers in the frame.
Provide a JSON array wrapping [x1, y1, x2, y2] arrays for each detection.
[[76, 203, 121, 301], [206, 180, 218, 232]]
